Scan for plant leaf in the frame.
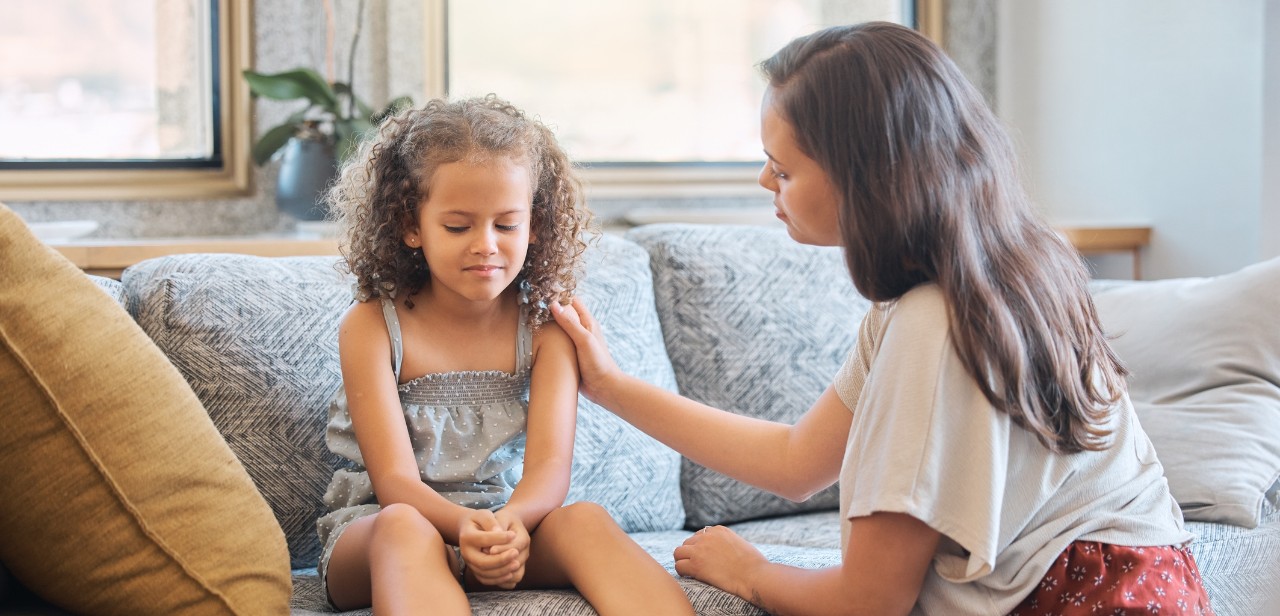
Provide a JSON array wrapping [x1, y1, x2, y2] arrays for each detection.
[[334, 117, 376, 164], [242, 68, 339, 113], [371, 96, 414, 126], [252, 122, 300, 166], [332, 82, 374, 121]]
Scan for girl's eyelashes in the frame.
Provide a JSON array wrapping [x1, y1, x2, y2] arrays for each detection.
[[441, 222, 522, 233]]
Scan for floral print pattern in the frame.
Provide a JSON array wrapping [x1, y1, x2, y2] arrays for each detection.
[[1009, 541, 1214, 616]]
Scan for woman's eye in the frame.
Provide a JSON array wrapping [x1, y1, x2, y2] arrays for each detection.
[[773, 168, 787, 180], [496, 223, 520, 232], [444, 225, 468, 233]]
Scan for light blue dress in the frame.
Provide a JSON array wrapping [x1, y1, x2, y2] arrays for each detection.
[[316, 298, 532, 582]]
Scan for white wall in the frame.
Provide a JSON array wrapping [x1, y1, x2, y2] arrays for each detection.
[[1265, 0, 1280, 260], [996, 0, 1271, 279]]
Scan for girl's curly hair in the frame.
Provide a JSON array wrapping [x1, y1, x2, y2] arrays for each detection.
[[327, 94, 595, 328]]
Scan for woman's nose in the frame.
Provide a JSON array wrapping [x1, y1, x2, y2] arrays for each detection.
[[758, 163, 776, 191]]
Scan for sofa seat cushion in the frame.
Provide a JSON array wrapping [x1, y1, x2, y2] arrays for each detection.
[[1185, 505, 1280, 616], [289, 528, 840, 615], [627, 224, 872, 528], [120, 234, 684, 568], [0, 204, 291, 614], [726, 510, 842, 549]]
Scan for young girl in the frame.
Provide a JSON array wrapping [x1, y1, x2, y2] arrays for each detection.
[[319, 95, 695, 616], [551, 22, 1214, 616]]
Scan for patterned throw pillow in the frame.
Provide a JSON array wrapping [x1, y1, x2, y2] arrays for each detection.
[[124, 254, 353, 568], [123, 234, 684, 567], [565, 234, 685, 532], [628, 224, 872, 528], [0, 204, 291, 613]]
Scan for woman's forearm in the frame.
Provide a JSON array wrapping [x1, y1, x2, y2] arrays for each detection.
[[737, 563, 905, 616], [596, 372, 810, 500]]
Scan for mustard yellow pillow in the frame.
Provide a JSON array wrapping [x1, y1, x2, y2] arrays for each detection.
[[0, 204, 291, 615]]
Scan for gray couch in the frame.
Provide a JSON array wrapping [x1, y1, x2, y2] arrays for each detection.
[[88, 224, 1280, 615]]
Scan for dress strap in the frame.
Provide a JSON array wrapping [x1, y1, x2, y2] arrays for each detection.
[[515, 304, 534, 374], [379, 298, 404, 382]]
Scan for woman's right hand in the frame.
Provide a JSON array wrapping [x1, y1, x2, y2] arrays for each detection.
[[549, 297, 623, 407]]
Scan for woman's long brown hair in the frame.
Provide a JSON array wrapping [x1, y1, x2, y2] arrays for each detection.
[[761, 22, 1127, 453]]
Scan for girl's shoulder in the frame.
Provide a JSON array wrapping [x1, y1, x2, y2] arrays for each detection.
[[340, 296, 390, 325], [531, 316, 573, 359]]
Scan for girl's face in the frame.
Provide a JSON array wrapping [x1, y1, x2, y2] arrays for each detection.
[[758, 89, 843, 247], [405, 157, 534, 304]]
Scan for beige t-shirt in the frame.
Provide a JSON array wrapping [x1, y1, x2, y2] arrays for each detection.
[[834, 284, 1190, 616]]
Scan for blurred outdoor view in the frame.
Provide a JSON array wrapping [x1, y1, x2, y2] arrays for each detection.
[[0, 0, 213, 162], [448, 0, 905, 164]]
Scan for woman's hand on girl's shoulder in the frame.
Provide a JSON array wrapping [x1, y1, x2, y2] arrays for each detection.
[[548, 298, 623, 405]]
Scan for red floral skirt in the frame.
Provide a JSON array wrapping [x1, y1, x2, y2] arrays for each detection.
[[1008, 541, 1214, 615]]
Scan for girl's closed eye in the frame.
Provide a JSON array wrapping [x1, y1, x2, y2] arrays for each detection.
[[496, 222, 522, 232], [444, 225, 469, 234]]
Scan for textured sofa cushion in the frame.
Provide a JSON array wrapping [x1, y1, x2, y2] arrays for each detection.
[[627, 224, 872, 528], [290, 528, 840, 615], [122, 234, 683, 568], [1185, 504, 1280, 616], [1092, 257, 1280, 528], [90, 274, 128, 309], [0, 204, 292, 614], [565, 234, 685, 531], [124, 254, 354, 569]]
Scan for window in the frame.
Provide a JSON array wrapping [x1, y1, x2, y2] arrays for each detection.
[[432, 0, 943, 196], [0, 0, 251, 200]]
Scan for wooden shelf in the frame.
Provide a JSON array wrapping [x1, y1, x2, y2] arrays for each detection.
[[47, 224, 1153, 280], [48, 235, 340, 279], [1056, 225, 1152, 279]]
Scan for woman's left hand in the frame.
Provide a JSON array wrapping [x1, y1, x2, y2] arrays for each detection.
[[673, 525, 767, 600]]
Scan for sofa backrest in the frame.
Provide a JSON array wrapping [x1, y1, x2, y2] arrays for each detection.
[[628, 224, 872, 528], [119, 234, 684, 568]]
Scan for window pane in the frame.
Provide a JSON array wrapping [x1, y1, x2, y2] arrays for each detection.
[[447, 0, 907, 164], [0, 0, 214, 162]]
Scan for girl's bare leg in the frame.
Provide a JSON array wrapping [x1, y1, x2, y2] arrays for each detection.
[[516, 502, 695, 616], [326, 503, 470, 616]]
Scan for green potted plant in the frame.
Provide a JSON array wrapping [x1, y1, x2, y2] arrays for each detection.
[[242, 67, 411, 166], [242, 0, 411, 221], [242, 67, 411, 221]]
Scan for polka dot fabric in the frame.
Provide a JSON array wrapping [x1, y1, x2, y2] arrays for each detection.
[[1009, 541, 1214, 616]]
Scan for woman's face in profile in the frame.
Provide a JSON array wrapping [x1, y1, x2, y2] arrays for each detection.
[[757, 88, 842, 248]]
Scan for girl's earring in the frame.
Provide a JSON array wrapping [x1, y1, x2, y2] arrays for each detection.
[[518, 278, 532, 305]]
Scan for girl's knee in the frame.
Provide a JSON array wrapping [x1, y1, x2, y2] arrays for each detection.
[[371, 503, 442, 548], [542, 501, 617, 535]]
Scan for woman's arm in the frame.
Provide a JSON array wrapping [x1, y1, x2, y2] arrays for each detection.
[[675, 512, 940, 616], [550, 298, 852, 501], [499, 320, 579, 531], [338, 301, 478, 545]]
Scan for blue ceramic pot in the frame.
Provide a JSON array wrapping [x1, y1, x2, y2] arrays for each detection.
[[276, 135, 337, 221]]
